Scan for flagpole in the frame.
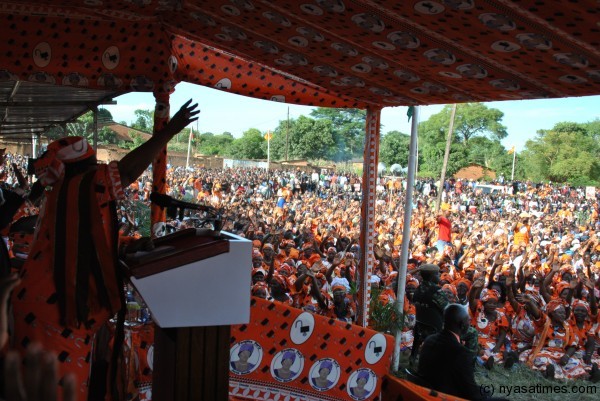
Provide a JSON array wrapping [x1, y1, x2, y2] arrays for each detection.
[[511, 148, 516, 181], [266, 130, 271, 171], [186, 125, 193, 169]]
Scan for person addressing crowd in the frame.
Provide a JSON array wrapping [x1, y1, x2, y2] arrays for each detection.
[[8, 100, 199, 399]]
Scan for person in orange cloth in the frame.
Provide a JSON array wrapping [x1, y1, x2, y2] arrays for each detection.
[[10, 100, 199, 399]]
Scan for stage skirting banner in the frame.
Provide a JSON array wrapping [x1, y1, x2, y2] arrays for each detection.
[[229, 298, 393, 401]]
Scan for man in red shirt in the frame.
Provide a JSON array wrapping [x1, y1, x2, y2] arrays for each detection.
[[436, 208, 452, 252]]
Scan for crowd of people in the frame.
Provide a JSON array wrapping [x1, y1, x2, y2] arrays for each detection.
[[2, 135, 600, 399], [122, 162, 600, 384]]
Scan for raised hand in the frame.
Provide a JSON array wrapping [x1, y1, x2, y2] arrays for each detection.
[[161, 99, 200, 138]]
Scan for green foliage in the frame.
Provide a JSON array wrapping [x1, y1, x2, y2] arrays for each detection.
[[380, 130, 410, 168], [269, 116, 336, 160], [521, 124, 600, 184], [197, 132, 234, 156], [310, 108, 366, 161], [226, 128, 267, 159], [369, 286, 403, 334], [129, 200, 151, 237], [119, 131, 146, 150], [417, 103, 509, 177], [56, 111, 119, 145], [131, 109, 154, 132]]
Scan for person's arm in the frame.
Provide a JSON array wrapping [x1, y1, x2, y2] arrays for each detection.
[[265, 257, 275, 284], [307, 271, 328, 310], [559, 346, 577, 366], [583, 338, 596, 365], [491, 327, 507, 353], [541, 263, 559, 303], [468, 277, 484, 314], [118, 100, 199, 188], [325, 254, 342, 284], [505, 274, 520, 313]]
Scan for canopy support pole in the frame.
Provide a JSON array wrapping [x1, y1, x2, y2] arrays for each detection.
[[393, 106, 419, 371], [31, 132, 37, 157], [150, 93, 170, 237], [357, 108, 381, 327]]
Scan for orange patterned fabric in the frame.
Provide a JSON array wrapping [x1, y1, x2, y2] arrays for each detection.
[[150, 93, 170, 232], [230, 297, 393, 401], [0, 1, 598, 107]]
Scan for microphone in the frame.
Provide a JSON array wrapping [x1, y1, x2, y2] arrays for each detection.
[[150, 192, 213, 213]]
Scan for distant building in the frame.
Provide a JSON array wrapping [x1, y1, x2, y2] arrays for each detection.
[[103, 122, 152, 143], [453, 164, 496, 181]]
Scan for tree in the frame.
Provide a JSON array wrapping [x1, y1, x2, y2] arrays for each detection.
[[197, 132, 234, 155], [269, 116, 335, 161], [379, 130, 409, 168], [417, 103, 509, 176], [423, 103, 507, 146], [63, 111, 118, 145], [227, 128, 267, 159], [521, 126, 600, 184], [310, 108, 366, 161], [131, 109, 154, 132]]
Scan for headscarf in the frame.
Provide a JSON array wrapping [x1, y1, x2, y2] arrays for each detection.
[[555, 281, 571, 297], [271, 273, 288, 291], [442, 283, 457, 296], [319, 360, 333, 372], [281, 350, 296, 363], [545, 299, 566, 314], [406, 275, 420, 288], [33, 136, 95, 186], [356, 370, 370, 381], [251, 281, 269, 296], [238, 343, 255, 355], [480, 288, 500, 303], [455, 278, 472, 291], [278, 263, 294, 277], [572, 299, 591, 315]]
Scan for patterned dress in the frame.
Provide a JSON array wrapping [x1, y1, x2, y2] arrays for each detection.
[[11, 162, 124, 399], [471, 301, 509, 363]]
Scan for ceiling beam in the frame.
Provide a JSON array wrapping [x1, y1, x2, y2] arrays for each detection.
[[0, 100, 117, 107]]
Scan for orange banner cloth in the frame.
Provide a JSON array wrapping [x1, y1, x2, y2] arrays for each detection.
[[230, 297, 393, 401]]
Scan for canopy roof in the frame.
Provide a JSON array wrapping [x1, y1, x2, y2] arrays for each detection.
[[0, 0, 599, 135]]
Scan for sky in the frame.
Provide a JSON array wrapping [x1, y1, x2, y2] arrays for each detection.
[[105, 82, 600, 152]]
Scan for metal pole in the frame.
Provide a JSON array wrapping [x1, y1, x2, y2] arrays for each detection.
[[92, 106, 98, 151], [435, 104, 457, 213], [267, 131, 271, 170], [511, 149, 517, 181], [286, 107, 290, 161], [393, 106, 419, 371], [31, 132, 37, 157], [186, 126, 193, 169]]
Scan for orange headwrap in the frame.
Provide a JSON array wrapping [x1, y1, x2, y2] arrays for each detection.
[[545, 299, 566, 314], [555, 281, 571, 297], [442, 283, 457, 296], [572, 299, 590, 314], [455, 278, 472, 291], [480, 288, 500, 303]]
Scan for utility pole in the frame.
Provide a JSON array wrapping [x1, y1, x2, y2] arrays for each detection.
[[435, 103, 457, 213], [285, 106, 290, 161]]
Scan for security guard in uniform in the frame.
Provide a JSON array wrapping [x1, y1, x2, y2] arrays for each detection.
[[410, 263, 449, 364]]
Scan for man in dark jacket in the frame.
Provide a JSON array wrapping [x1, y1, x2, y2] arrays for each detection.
[[418, 304, 507, 401], [410, 263, 448, 363]]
